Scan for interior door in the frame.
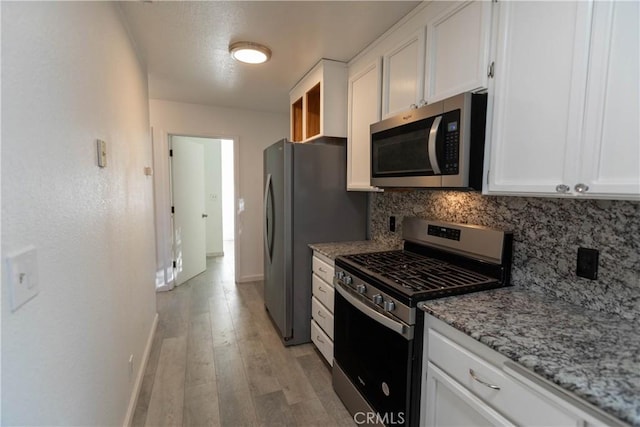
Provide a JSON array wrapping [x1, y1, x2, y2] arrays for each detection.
[[171, 136, 207, 285]]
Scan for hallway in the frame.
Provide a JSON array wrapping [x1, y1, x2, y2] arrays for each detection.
[[132, 248, 355, 426]]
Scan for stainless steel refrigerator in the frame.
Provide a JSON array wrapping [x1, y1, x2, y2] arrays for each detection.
[[263, 137, 368, 346]]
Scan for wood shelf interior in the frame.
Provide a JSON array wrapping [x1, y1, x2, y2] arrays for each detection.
[[292, 97, 303, 142], [306, 83, 321, 139]]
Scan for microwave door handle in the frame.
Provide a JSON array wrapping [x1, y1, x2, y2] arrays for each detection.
[[428, 116, 442, 174]]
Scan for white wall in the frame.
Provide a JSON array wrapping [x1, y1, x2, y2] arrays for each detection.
[[150, 100, 288, 282], [1, 2, 157, 425], [221, 139, 235, 242]]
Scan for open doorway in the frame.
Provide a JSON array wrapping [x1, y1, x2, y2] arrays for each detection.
[[203, 137, 235, 259], [152, 129, 237, 291]]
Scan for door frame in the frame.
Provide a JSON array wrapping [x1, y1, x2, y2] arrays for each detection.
[[155, 128, 241, 287]]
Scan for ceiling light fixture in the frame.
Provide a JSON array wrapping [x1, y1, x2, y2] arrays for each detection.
[[229, 41, 272, 64]]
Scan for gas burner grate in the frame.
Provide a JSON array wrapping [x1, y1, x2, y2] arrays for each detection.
[[343, 250, 498, 294]]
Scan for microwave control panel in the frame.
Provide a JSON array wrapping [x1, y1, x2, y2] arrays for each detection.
[[441, 109, 461, 174]]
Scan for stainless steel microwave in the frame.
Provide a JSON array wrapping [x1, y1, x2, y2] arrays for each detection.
[[370, 92, 487, 189]]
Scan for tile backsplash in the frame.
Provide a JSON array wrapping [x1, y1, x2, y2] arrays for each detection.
[[370, 191, 640, 321]]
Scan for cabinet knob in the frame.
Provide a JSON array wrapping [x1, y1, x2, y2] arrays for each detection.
[[555, 184, 570, 193], [574, 183, 589, 193]]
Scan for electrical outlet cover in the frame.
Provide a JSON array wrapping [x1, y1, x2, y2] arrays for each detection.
[[6, 246, 40, 311], [576, 247, 599, 280]]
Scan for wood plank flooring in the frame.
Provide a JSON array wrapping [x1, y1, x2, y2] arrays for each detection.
[[132, 244, 355, 426]]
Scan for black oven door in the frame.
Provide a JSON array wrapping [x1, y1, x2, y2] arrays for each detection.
[[334, 288, 413, 425]]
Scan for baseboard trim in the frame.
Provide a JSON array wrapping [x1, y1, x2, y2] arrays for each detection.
[[206, 252, 224, 257], [236, 274, 264, 283], [122, 312, 159, 427]]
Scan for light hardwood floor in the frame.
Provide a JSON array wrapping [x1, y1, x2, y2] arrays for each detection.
[[132, 243, 355, 427]]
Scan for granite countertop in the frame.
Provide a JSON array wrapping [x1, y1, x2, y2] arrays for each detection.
[[308, 240, 402, 260], [419, 288, 640, 426]]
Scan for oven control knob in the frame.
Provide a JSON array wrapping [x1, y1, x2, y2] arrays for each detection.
[[344, 276, 353, 286], [335, 271, 345, 281], [356, 284, 366, 294], [372, 294, 383, 305], [383, 300, 396, 312]]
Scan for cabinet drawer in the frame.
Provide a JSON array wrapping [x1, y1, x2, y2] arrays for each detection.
[[311, 319, 333, 366], [312, 296, 334, 339], [428, 329, 578, 426], [312, 255, 335, 284], [312, 273, 334, 312]]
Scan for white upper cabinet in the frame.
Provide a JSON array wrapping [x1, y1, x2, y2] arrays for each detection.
[[424, 1, 492, 103], [485, 0, 639, 200], [381, 28, 426, 118], [378, 1, 494, 117], [289, 59, 347, 142], [347, 59, 383, 191], [579, 0, 640, 197]]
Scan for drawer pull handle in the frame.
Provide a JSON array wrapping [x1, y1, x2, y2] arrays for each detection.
[[318, 287, 327, 293], [317, 335, 325, 344], [317, 310, 326, 319], [319, 267, 326, 273], [469, 369, 500, 390]]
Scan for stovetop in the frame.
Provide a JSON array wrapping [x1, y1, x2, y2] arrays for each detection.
[[338, 249, 499, 300], [334, 218, 513, 307]]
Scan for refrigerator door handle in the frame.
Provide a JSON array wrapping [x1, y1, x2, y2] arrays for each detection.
[[263, 173, 273, 264]]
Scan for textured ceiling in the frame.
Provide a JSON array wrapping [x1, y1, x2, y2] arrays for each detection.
[[119, 1, 421, 113]]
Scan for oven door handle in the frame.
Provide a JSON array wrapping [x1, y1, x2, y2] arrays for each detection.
[[428, 115, 442, 175], [336, 283, 413, 340]]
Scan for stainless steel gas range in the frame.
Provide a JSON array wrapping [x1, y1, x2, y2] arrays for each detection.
[[332, 217, 513, 426]]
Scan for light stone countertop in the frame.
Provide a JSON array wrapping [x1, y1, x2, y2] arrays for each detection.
[[420, 288, 640, 426], [308, 240, 402, 260]]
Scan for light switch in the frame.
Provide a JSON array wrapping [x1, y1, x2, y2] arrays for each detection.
[[6, 246, 40, 311], [97, 139, 107, 168]]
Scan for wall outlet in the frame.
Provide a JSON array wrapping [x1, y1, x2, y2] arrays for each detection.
[[576, 247, 599, 280]]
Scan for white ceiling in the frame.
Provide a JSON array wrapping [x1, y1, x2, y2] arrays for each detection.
[[118, 1, 421, 114]]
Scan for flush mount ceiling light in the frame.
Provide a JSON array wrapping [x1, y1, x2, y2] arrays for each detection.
[[229, 41, 272, 64]]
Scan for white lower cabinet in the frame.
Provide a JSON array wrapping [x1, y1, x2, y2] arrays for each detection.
[[310, 251, 336, 366], [426, 362, 513, 427], [311, 320, 333, 367], [422, 314, 624, 427]]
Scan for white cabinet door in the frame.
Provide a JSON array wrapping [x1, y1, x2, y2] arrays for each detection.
[[485, 1, 592, 195], [424, 1, 492, 103], [425, 362, 514, 427], [579, 0, 640, 198], [347, 58, 383, 191], [382, 28, 426, 118], [485, 0, 639, 200]]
